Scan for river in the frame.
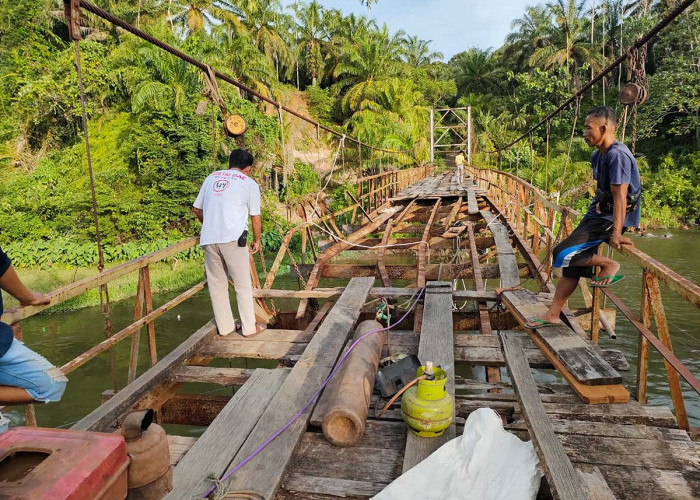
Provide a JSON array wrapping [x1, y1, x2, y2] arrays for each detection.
[[3, 229, 698, 431]]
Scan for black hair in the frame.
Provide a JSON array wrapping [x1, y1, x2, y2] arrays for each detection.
[[587, 106, 617, 126], [229, 149, 254, 169]]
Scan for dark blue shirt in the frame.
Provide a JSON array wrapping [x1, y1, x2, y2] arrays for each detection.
[[585, 141, 641, 228], [0, 246, 13, 359]]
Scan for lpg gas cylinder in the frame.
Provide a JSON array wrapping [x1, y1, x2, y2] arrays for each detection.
[[401, 362, 453, 437], [118, 409, 173, 499]]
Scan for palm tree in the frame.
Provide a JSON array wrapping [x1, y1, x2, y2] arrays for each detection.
[[503, 5, 551, 68], [402, 36, 443, 67], [169, 0, 241, 33], [450, 48, 504, 95], [293, 1, 326, 86], [528, 0, 605, 87]]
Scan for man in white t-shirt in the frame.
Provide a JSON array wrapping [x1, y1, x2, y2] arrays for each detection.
[[192, 149, 264, 337]]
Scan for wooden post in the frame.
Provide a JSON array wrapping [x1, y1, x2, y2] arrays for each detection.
[[128, 268, 146, 384], [645, 272, 689, 430], [637, 270, 651, 404], [142, 266, 157, 366], [544, 208, 555, 275]]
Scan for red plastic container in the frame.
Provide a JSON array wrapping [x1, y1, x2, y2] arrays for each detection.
[[0, 427, 128, 500]]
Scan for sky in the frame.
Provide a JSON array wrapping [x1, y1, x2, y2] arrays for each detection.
[[295, 0, 537, 60]]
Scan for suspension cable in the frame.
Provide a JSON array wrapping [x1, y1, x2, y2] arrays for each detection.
[[76, 0, 412, 157], [490, 0, 696, 153]]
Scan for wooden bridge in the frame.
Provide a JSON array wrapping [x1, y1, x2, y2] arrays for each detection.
[[3, 167, 700, 500]]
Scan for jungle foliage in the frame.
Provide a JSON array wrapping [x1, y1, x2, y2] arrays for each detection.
[[0, 0, 697, 269]]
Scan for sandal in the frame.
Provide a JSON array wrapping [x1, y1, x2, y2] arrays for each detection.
[[590, 275, 625, 288], [242, 323, 268, 337], [524, 318, 559, 329]]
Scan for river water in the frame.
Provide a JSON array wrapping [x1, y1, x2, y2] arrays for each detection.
[[4, 230, 698, 430]]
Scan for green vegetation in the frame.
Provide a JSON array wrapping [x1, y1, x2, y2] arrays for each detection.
[[0, 0, 697, 287]]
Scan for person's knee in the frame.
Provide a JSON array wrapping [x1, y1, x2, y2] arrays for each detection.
[[28, 366, 68, 403]]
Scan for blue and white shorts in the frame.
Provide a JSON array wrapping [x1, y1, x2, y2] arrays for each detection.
[[0, 339, 67, 402], [552, 217, 620, 279]]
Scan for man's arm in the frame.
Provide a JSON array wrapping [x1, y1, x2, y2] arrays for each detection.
[[250, 215, 262, 254], [192, 207, 203, 223], [0, 266, 50, 306], [609, 183, 633, 249]]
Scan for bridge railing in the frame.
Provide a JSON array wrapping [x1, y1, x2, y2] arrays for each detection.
[[355, 165, 435, 215], [467, 164, 700, 431]]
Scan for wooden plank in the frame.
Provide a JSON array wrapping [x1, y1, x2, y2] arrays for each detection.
[[467, 187, 479, 215], [223, 277, 374, 499], [416, 200, 441, 289], [500, 288, 621, 386], [442, 197, 462, 230], [71, 320, 216, 432], [500, 333, 587, 500], [480, 210, 520, 288], [167, 436, 197, 467], [166, 369, 288, 499], [377, 220, 394, 287], [575, 465, 617, 500], [170, 366, 257, 386], [403, 281, 455, 473]]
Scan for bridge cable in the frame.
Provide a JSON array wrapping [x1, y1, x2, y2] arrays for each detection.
[[73, 40, 118, 392]]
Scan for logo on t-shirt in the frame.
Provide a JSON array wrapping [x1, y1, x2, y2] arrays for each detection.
[[213, 180, 230, 193]]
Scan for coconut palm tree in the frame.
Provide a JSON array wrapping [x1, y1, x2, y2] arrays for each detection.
[[450, 48, 504, 95], [402, 36, 443, 67], [169, 0, 241, 33]]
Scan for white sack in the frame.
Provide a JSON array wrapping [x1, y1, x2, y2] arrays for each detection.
[[373, 407, 540, 500]]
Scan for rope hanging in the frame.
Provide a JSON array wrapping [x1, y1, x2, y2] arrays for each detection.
[[558, 95, 582, 193], [544, 120, 550, 194], [73, 39, 118, 392]]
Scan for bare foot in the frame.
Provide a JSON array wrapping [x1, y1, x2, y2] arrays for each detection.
[[594, 260, 621, 286]]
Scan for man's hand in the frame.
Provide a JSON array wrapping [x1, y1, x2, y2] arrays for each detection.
[[609, 234, 633, 250], [251, 240, 261, 254], [20, 291, 51, 307]]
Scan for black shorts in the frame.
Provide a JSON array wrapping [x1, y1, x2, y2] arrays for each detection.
[[552, 217, 620, 279]]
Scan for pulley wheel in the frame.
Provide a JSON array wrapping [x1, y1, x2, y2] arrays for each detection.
[[224, 114, 246, 136], [619, 83, 648, 105]]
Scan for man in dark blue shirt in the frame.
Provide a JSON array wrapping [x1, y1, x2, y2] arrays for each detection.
[[526, 106, 640, 328], [0, 246, 67, 406]]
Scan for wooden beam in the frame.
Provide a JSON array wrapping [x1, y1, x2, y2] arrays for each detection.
[[223, 278, 374, 498], [2, 237, 199, 324], [166, 369, 288, 499], [377, 220, 394, 287], [72, 320, 216, 432], [296, 262, 530, 281], [403, 281, 455, 473], [442, 197, 462, 230], [467, 187, 479, 215], [169, 366, 257, 386], [500, 333, 588, 500], [417, 200, 441, 289], [252, 287, 498, 302], [296, 211, 395, 319]]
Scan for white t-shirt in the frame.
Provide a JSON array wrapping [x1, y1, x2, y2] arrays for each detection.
[[193, 169, 261, 246]]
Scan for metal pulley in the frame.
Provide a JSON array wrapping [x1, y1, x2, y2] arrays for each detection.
[[619, 82, 648, 106], [223, 114, 246, 136]]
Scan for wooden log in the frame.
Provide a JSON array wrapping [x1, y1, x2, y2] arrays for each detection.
[[71, 319, 216, 432], [500, 333, 587, 500], [321, 320, 385, 446], [403, 281, 455, 473], [166, 369, 288, 499], [223, 277, 374, 499]]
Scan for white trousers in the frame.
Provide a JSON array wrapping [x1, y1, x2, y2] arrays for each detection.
[[456, 164, 464, 184], [203, 242, 255, 336]]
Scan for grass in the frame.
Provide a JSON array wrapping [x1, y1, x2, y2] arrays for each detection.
[[7, 260, 206, 312]]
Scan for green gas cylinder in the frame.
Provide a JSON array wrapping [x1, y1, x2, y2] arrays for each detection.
[[401, 362, 453, 437]]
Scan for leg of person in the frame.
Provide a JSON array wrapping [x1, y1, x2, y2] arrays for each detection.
[[526, 218, 609, 327], [204, 244, 237, 336], [219, 242, 259, 336], [0, 338, 67, 405]]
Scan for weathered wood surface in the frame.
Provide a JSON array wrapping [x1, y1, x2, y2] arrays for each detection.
[[467, 187, 479, 215], [72, 320, 216, 432], [295, 262, 531, 280], [501, 333, 587, 500], [167, 435, 197, 467], [254, 287, 496, 301], [500, 288, 621, 386], [222, 278, 374, 499], [170, 366, 257, 386], [403, 281, 456, 473], [395, 171, 471, 199], [481, 209, 520, 288], [166, 368, 288, 499]]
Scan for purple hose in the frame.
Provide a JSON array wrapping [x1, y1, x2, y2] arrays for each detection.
[[202, 287, 425, 497]]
